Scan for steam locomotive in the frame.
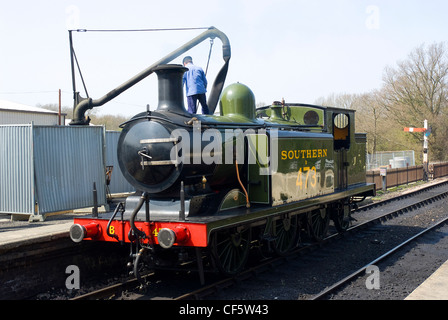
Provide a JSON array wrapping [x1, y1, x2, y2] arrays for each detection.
[[69, 27, 375, 283]]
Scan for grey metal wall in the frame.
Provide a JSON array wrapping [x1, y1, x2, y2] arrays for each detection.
[[105, 131, 135, 194], [0, 125, 35, 215], [0, 110, 63, 126], [0, 125, 107, 220], [0, 125, 136, 220], [33, 126, 107, 215]]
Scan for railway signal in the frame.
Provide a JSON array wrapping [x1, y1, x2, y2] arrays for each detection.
[[404, 120, 429, 181]]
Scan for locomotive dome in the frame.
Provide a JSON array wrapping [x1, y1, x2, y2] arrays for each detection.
[[220, 82, 256, 120]]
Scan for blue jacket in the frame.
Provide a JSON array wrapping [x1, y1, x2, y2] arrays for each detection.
[[183, 63, 207, 96]]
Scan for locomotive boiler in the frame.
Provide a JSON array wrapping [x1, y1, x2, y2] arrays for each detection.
[[69, 27, 375, 283]]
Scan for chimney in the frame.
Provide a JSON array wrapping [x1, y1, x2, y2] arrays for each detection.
[[154, 64, 190, 116]]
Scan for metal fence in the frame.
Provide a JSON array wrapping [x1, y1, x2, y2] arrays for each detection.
[[367, 150, 415, 171]]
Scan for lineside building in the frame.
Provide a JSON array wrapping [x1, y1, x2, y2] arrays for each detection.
[[0, 99, 65, 125]]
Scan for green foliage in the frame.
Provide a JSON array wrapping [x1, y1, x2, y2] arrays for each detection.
[[88, 113, 128, 131]]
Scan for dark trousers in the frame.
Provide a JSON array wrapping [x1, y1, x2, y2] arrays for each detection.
[[187, 94, 210, 114]]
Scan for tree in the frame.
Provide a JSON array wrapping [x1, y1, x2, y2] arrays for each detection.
[[381, 42, 448, 160], [38, 103, 73, 119], [39, 103, 128, 130], [315, 93, 358, 110], [353, 91, 388, 154], [88, 113, 128, 131], [315, 92, 400, 155]]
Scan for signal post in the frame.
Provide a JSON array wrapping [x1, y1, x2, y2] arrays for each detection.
[[404, 120, 430, 181]]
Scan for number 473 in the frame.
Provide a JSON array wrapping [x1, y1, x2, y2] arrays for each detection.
[[296, 166, 317, 189]]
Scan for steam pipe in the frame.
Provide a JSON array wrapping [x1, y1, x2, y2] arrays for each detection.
[[130, 192, 148, 240], [106, 202, 124, 242], [70, 26, 231, 125]]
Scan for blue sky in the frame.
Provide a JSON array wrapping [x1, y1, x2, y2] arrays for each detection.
[[0, 0, 447, 117]]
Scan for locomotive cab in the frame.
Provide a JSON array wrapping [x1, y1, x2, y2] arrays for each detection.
[[326, 107, 368, 190]]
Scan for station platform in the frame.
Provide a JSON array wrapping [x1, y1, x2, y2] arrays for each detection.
[[0, 210, 96, 252], [406, 260, 448, 300], [0, 205, 111, 251], [0, 221, 73, 251]]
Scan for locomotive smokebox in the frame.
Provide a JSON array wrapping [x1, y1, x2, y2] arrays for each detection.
[[117, 64, 217, 194], [117, 64, 191, 194], [154, 64, 190, 116]]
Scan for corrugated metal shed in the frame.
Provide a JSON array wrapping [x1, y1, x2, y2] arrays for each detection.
[[0, 100, 65, 125]]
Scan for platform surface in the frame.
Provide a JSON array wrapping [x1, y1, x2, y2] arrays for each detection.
[[406, 260, 448, 300], [0, 222, 73, 250]]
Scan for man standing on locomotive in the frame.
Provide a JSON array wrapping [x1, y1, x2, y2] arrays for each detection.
[[182, 56, 210, 114]]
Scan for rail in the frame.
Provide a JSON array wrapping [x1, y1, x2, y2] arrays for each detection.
[[311, 214, 448, 300]]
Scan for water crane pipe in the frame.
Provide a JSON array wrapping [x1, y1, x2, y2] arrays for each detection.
[[70, 26, 231, 125]]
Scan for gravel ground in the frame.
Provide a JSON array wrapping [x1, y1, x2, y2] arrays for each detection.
[[331, 223, 448, 300]]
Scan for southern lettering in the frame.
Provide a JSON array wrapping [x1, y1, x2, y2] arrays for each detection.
[[281, 149, 328, 160]]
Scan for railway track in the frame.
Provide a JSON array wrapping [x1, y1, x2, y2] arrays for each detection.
[[70, 179, 448, 300], [310, 215, 448, 300]]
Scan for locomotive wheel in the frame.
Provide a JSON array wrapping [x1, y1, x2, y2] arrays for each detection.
[[332, 203, 351, 233], [307, 209, 330, 241], [273, 215, 298, 255], [211, 226, 251, 275]]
